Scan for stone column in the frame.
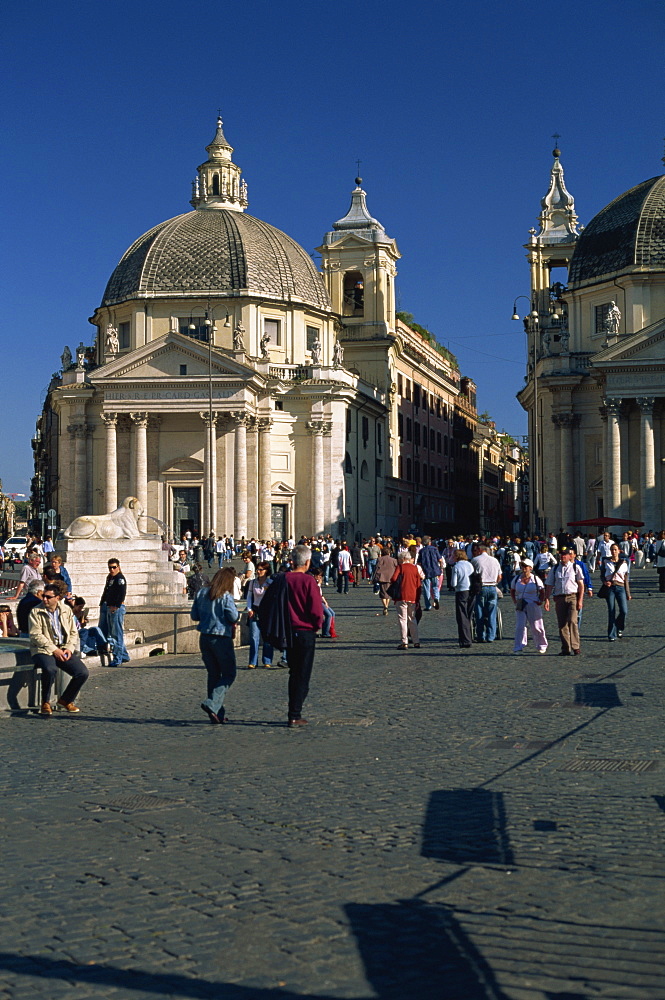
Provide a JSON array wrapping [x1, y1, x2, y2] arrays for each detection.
[[102, 412, 118, 513], [200, 411, 219, 535], [246, 416, 259, 537], [67, 421, 88, 518], [307, 419, 325, 535], [231, 411, 248, 540], [604, 398, 623, 517], [557, 413, 579, 527], [598, 405, 608, 516], [258, 417, 273, 540], [637, 396, 656, 529], [130, 411, 149, 528]]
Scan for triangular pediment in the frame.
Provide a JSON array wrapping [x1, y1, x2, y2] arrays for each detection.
[[92, 332, 259, 380], [592, 317, 665, 366], [271, 481, 297, 497]]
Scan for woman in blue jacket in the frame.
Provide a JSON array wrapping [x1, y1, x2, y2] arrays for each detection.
[[191, 566, 239, 724]]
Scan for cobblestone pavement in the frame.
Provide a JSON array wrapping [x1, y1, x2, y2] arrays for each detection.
[[1, 570, 664, 999]]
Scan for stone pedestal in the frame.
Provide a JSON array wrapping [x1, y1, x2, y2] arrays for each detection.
[[55, 535, 187, 609]]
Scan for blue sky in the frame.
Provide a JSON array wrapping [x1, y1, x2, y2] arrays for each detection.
[[2, 0, 663, 498]]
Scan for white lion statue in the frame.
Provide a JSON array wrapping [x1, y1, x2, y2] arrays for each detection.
[[64, 497, 145, 539]]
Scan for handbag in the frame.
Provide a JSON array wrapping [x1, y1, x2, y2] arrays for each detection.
[[387, 573, 402, 601], [597, 583, 610, 599], [515, 598, 527, 612]]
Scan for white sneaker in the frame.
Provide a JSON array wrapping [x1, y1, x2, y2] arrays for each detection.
[[538, 649, 547, 654]]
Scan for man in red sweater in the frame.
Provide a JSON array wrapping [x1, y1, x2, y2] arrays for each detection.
[[285, 545, 324, 728]]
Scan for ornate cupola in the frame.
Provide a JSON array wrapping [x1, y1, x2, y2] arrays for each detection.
[[536, 144, 579, 244], [190, 115, 248, 211], [318, 178, 400, 332]]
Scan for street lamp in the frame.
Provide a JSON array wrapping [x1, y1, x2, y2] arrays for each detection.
[[513, 297, 539, 535]]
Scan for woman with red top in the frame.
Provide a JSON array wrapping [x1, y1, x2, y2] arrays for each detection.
[[390, 551, 423, 650]]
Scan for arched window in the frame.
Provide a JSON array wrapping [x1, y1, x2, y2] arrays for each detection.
[[343, 271, 364, 317], [360, 460, 369, 480], [212, 174, 220, 195], [344, 452, 353, 474]]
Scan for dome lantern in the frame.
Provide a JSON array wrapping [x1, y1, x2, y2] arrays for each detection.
[[190, 114, 248, 212]]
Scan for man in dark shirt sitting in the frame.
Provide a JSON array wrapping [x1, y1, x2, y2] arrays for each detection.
[[284, 545, 324, 728], [17, 580, 45, 637]]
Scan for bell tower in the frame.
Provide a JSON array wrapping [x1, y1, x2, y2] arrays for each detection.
[[190, 114, 248, 211], [318, 178, 400, 335]]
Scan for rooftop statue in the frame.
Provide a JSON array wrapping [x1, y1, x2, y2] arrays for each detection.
[[64, 497, 148, 540]]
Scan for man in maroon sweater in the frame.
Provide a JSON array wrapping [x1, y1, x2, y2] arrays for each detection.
[[285, 545, 324, 728]]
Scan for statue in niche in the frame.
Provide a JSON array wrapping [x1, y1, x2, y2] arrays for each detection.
[[260, 332, 270, 358], [332, 339, 344, 367], [233, 322, 246, 352], [105, 323, 120, 354], [310, 337, 322, 365], [75, 342, 87, 369], [605, 301, 621, 338], [61, 345, 72, 370]]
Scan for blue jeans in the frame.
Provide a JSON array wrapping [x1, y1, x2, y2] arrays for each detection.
[[199, 633, 237, 719], [99, 603, 129, 665], [421, 576, 440, 610], [606, 585, 628, 639], [322, 606, 335, 636], [248, 616, 273, 665], [475, 586, 498, 641], [79, 625, 109, 655], [337, 571, 350, 594]]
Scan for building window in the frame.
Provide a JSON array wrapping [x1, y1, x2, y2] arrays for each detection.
[[414, 461, 420, 484], [406, 417, 412, 442], [414, 423, 420, 447], [263, 317, 281, 347], [444, 437, 448, 456], [343, 271, 364, 316], [398, 413, 404, 441], [344, 452, 353, 474], [437, 432, 442, 453], [179, 365, 187, 375], [360, 460, 369, 480], [346, 409, 351, 439], [406, 458, 412, 480], [306, 325, 319, 353], [398, 374, 403, 396], [430, 429, 435, 451], [595, 303, 612, 335], [399, 497, 402, 513], [118, 321, 130, 349], [375, 459, 382, 478], [399, 456, 403, 478], [414, 385, 420, 409], [377, 422, 383, 453], [405, 379, 411, 401], [362, 416, 369, 447], [274, 400, 283, 411], [179, 318, 210, 342], [423, 424, 428, 448]]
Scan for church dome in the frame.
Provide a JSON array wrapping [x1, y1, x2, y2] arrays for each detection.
[[569, 174, 665, 285], [102, 208, 331, 311]]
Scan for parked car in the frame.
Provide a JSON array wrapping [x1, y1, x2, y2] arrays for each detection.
[[2, 536, 28, 560]]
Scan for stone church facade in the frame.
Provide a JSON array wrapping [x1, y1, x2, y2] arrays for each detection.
[[32, 117, 487, 541], [517, 147, 665, 532]]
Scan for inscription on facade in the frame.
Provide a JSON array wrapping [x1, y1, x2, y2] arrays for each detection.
[[106, 389, 235, 400]]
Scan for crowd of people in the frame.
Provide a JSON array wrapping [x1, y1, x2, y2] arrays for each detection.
[[2, 524, 663, 724]]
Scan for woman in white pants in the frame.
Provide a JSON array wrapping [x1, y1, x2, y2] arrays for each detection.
[[510, 558, 548, 654]]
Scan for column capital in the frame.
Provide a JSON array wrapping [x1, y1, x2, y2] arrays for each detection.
[[101, 411, 118, 427], [306, 419, 325, 435], [130, 411, 149, 427], [603, 397, 623, 418], [148, 414, 162, 430], [67, 422, 87, 439], [199, 411, 219, 426], [246, 415, 258, 432], [598, 405, 607, 422], [257, 416, 274, 432], [230, 410, 248, 427], [636, 396, 656, 414]]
